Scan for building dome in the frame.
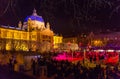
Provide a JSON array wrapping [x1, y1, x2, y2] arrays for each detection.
[[24, 15, 44, 22], [23, 9, 45, 30], [24, 9, 44, 22]]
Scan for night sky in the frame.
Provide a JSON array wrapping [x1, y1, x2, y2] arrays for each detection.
[[0, 0, 120, 37]]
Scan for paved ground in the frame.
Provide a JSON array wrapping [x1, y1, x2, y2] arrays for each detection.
[[0, 65, 54, 79], [0, 65, 35, 79]]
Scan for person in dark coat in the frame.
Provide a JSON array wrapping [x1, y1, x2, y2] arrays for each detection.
[[9, 58, 13, 72], [31, 60, 36, 75]]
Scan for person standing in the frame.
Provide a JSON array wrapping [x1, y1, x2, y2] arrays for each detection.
[[8, 58, 13, 72], [31, 60, 36, 75], [13, 59, 18, 72]]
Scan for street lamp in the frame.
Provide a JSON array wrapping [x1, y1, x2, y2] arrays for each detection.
[[119, 51, 120, 64], [83, 49, 86, 64]]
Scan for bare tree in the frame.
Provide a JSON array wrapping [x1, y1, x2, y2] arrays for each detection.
[[109, 0, 120, 18]]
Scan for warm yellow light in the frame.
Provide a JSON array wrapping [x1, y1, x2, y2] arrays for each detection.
[[53, 35, 63, 48], [6, 43, 11, 50], [93, 40, 103, 46]]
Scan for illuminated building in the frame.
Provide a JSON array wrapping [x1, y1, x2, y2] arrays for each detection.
[[0, 9, 54, 52], [53, 35, 63, 49], [88, 32, 120, 47]]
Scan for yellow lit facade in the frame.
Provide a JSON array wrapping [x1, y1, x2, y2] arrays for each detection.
[[53, 35, 63, 48], [0, 9, 54, 52]]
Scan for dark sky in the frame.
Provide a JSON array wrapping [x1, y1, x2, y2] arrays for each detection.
[[0, 0, 120, 37]]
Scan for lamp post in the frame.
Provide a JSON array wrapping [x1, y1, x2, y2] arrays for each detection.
[[83, 49, 86, 64], [118, 52, 120, 65]]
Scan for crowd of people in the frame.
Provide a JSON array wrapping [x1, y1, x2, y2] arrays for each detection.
[[1, 51, 119, 79], [53, 50, 119, 64], [30, 53, 120, 79], [86, 51, 119, 64]]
